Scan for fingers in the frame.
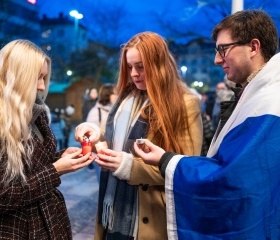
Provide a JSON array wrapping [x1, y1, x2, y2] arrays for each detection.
[[134, 142, 147, 159], [97, 148, 114, 156], [70, 152, 95, 170], [140, 139, 153, 149], [95, 150, 121, 172], [135, 139, 151, 154], [67, 148, 83, 157], [75, 122, 101, 142], [95, 156, 118, 172]]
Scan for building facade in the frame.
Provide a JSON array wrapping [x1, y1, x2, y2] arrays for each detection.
[[0, 0, 40, 43], [40, 12, 88, 83]]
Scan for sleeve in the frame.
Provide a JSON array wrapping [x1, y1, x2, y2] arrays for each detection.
[[0, 164, 61, 212], [112, 151, 165, 185], [158, 152, 176, 178]]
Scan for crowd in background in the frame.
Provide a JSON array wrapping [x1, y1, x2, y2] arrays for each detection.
[[50, 104, 75, 151], [50, 79, 235, 157]]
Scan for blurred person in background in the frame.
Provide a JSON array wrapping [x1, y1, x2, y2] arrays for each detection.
[[211, 81, 234, 131], [61, 104, 75, 148], [86, 84, 117, 134], [189, 88, 214, 156], [0, 39, 93, 239], [50, 108, 65, 151], [82, 87, 98, 121]]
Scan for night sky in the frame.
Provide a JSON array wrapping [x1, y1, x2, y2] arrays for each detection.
[[38, 0, 280, 47]]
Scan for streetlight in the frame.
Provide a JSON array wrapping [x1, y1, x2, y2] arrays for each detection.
[[181, 65, 188, 80], [69, 10, 83, 51], [231, 0, 243, 14]]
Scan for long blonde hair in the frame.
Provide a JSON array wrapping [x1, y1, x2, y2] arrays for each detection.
[[0, 39, 51, 185], [116, 31, 192, 153]]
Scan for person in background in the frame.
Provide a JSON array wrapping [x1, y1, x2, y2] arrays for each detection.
[[189, 88, 214, 156], [86, 84, 117, 134], [61, 104, 75, 148], [211, 81, 233, 131], [134, 10, 280, 239], [82, 87, 98, 121], [0, 39, 93, 239], [86, 83, 117, 178], [75, 31, 203, 239], [50, 108, 65, 151]]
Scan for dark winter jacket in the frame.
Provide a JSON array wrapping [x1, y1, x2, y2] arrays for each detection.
[[0, 111, 72, 239]]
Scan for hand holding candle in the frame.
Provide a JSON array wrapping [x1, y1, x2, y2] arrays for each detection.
[[136, 138, 150, 153]]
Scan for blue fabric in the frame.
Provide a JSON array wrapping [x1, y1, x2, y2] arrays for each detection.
[[172, 115, 280, 239]]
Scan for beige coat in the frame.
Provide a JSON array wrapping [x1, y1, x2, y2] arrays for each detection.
[[94, 94, 203, 240]]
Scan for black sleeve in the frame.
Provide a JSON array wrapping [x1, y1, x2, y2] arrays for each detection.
[[159, 152, 177, 178]]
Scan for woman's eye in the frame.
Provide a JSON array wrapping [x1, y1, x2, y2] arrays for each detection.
[[136, 65, 144, 71]]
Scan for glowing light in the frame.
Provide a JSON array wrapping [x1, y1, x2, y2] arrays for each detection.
[[69, 10, 83, 20], [27, 0, 36, 4]]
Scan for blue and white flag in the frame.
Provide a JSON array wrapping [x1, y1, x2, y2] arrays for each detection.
[[165, 53, 280, 240]]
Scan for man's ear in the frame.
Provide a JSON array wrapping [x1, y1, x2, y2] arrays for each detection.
[[250, 38, 261, 53]]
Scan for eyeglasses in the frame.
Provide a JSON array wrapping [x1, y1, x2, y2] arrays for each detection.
[[215, 41, 248, 58]]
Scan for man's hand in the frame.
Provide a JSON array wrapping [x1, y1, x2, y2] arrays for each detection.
[[134, 139, 165, 166]]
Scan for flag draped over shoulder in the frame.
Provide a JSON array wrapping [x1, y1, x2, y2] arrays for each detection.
[[165, 53, 280, 240]]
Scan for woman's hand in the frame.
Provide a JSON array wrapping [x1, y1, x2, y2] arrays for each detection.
[[75, 122, 101, 143], [61, 147, 81, 157], [53, 148, 95, 175], [134, 139, 165, 166], [95, 149, 123, 172]]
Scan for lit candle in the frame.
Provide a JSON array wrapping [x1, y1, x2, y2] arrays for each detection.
[[95, 141, 108, 154]]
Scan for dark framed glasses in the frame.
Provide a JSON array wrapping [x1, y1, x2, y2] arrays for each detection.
[[215, 41, 248, 58]]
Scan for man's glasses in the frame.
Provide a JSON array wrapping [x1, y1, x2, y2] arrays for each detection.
[[215, 41, 248, 58]]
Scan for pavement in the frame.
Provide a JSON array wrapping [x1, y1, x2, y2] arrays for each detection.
[[57, 126, 99, 240]]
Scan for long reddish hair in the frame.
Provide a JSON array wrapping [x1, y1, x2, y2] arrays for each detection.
[[116, 32, 192, 153]]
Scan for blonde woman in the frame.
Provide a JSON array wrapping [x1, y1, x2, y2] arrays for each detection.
[[0, 39, 93, 239], [75, 32, 203, 239]]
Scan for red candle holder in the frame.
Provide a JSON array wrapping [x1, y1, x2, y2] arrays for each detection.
[[81, 138, 92, 155]]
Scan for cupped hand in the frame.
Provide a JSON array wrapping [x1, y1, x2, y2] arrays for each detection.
[[75, 122, 101, 143], [95, 148, 122, 172], [53, 148, 95, 175], [134, 139, 165, 166], [62, 147, 82, 157]]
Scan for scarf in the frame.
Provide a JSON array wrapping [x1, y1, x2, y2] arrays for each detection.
[[30, 95, 48, 142], [98, 91, 149, 239], [102, 96, 134, 230]]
